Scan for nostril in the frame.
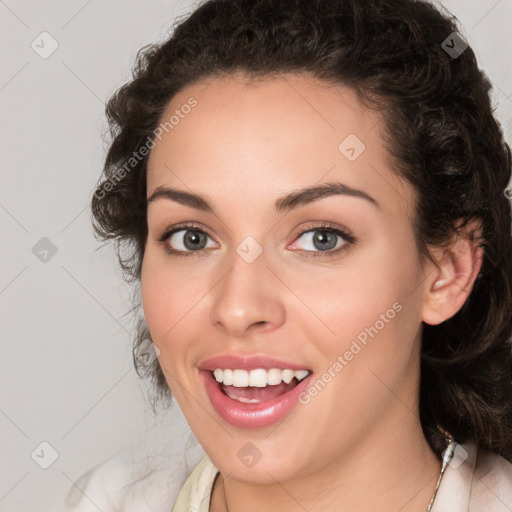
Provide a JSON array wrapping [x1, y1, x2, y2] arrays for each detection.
[[249, 320, 269, 331]]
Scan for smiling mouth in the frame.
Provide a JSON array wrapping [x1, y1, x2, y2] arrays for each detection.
[[212, 368, 311, 404]]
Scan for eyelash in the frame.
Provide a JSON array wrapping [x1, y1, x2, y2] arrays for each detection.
[[157, 222, 357, 259]]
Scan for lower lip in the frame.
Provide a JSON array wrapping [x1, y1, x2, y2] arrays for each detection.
[[200, 370, 313, 429]]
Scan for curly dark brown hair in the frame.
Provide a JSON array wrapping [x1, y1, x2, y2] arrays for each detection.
[[91, 0, 512, 462]]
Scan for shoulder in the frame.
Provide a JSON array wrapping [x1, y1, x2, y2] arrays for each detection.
[[432, 441, 512, 512], [63, 434, 206, 512], [63, 455, 130, 512], [470, 442, 512, 510]]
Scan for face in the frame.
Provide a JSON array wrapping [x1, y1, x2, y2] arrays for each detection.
[[141, 72, 429, 483]]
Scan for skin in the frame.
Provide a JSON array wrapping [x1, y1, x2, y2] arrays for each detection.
[[141, 72, 483, 512]]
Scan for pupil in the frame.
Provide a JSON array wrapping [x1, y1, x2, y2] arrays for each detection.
[[313, 231, 336, 251], [184, 230, 206, 250]]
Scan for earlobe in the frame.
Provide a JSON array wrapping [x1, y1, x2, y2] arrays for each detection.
[[422, 221, 484, 326]]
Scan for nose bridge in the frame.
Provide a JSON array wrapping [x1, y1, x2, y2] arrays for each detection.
[[208, 236, 285, 336]]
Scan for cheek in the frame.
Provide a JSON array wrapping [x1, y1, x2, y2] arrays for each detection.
[[140, 259, 193, 397], [292, 241, 409, 327], [140, 251, 213, 356], [290, 251, 421, 430], [283, 236, 422, 371], [141, 252, 186, 342]]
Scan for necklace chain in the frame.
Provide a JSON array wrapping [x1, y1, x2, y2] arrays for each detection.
[[222, 441, 454, 512], [426, 440, 454, 512]]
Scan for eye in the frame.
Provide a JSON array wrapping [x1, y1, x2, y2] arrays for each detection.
[[289, 223, 356, 258], [157, 222, 356, 259], [158, 224, 216, 258]]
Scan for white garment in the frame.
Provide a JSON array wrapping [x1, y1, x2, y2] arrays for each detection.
[[62, 429, 206, 512], [62, 437, 512, 511]]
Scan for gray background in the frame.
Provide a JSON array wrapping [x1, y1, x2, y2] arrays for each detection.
[[1, 1, 511, 511]]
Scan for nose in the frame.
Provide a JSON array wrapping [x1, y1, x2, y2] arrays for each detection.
[[208, 245, 285, 338]]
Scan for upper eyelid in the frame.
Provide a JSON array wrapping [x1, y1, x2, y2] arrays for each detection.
[[164, 222, 217, 241], [291, 222, 352, 238]]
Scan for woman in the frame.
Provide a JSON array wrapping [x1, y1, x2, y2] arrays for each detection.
[[69, 0, 512, 510]]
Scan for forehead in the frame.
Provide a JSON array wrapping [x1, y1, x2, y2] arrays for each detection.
[[146, 72, 415, 220]]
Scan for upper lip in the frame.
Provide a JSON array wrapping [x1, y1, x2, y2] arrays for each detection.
[[197, 354, 312, 372]]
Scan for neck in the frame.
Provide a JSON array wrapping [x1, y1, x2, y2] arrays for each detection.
[[211, 415, 442, 512]]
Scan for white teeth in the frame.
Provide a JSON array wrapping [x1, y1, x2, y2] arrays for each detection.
[[223, 369, 233, 385], [232, 369, 248, 387], [282, 369, 295, 384], [212, 368, 310, 387], [236, 396, 261, 403], [267, 368, 282, 385], [248, 368, 267, 387], [294, 370, 309, 381]]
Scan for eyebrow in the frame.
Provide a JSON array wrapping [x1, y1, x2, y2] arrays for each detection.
[[147, 181, 380, 213]]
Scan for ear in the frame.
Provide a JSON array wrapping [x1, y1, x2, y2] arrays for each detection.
[[421, 219, 484, 325]]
